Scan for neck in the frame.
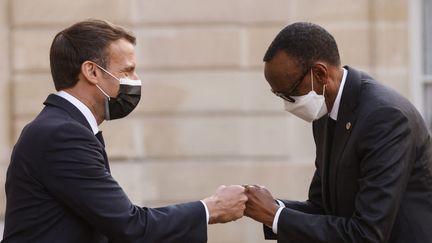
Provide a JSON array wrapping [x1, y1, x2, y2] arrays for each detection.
[[63, 87, 105, 125], [325, 67, 344, 112]]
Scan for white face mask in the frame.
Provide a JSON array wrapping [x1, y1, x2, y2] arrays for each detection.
[[284, 70, 328, 122]]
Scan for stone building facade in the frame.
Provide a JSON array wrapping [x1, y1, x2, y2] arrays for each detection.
[[0, 0, 424, 242]]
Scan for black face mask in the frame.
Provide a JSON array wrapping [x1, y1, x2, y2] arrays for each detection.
[[103, 81, 141, 120], [95, 64, 142, 120]]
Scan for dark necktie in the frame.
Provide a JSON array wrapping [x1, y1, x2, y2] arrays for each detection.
[[95, 131, 105, 147], [95, 131, 110, 172], [324, 117, 337, 212], [327, 117, 336, 153]]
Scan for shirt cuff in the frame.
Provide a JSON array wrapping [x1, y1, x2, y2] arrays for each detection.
[[200, 200, 209, 224], [272, 200, 285, 234]]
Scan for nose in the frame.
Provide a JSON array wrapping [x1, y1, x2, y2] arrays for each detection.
[[131, 72, 140, 80]]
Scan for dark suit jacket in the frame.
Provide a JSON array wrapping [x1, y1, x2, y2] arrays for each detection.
[[265, 66, 432, 243], [3, 94, 207, 243]]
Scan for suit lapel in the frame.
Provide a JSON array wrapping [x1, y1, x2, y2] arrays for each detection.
[[314, 116, 333, 213], [328, 66, 362, 212], [43, 94, 111, 172], [44, 94, 93, 131], [328, 108, 355, 211]]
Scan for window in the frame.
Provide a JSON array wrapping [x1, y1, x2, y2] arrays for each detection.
[[423, 0, 432, 131]]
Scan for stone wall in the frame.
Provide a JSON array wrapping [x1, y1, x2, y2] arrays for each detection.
[[0, 0, 10, 215], [1, 0, 410, 242]]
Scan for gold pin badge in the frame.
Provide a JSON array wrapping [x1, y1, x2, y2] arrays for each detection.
[[346, 122, 352, 130]]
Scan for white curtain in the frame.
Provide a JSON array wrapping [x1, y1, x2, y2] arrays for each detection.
[[424, 0, 432, 75], [423, 0, 432, 131], [425, 84, 432, 131]]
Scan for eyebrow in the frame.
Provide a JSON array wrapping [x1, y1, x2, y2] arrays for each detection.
[[120, 65, 135, 73]]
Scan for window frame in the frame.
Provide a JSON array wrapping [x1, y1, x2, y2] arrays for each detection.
[[409, 0, 423, 114]]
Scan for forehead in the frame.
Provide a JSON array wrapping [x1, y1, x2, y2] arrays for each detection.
[[264, 51, 301, 88], [106, 38, 136, 69]]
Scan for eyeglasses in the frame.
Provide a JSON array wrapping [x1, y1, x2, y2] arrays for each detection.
[[272, 68, 310, 103]]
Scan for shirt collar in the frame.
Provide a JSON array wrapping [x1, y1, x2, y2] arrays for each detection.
[[56, 91, 99, 135], [329, 67, 348, 121]]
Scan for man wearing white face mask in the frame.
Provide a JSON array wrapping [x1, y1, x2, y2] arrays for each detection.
[[3, 19, 248, 243], [243, 22, 432, 243], [281, 69, 328, 122]]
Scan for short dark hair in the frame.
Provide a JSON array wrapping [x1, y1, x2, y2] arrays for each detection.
[[49, 19, 136, 91], [263, 22, 340, 72]]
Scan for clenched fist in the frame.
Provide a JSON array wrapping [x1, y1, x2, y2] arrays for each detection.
[[203, 185, 248, 224], [244, 185, 279, 227]]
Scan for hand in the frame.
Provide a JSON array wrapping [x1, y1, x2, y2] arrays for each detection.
[[203, 185, 248, 224], [244, 185, 279, 227]]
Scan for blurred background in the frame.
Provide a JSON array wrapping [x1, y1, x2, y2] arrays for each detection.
[[0, 0, 430, 242]]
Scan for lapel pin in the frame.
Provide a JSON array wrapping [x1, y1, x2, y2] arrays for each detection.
[[346, 122, 352, 130]]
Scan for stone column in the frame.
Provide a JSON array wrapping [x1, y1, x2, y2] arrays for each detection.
[[0, 0, 11, 217]]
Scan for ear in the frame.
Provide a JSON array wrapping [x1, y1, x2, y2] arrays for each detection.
[[81, 61, 100, 85], [311, 63, 329, 86]]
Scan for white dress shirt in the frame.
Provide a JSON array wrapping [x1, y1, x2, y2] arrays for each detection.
[[329, 68, 348, 121], [56, 91, 99, 135], [271, 67, 348, 234]]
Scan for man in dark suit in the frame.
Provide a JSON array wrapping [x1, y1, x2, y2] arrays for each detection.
[[2, 19, 247, 243], [244, 22, 432, 243]]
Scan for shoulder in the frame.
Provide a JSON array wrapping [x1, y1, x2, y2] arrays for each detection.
[[10, 106, 100, 179], [343, 71, 428, 136], [356, 83, 410, 130], [343, 67, 415, 116], [16, 106, 95, 151], [356, 76, 419, 121], [354, 82, 424, 143]]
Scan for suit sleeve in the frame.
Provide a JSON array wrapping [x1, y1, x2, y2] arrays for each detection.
[[275, 107, 415, 243], [40, 123, 207, 243], [264, 167, 325, 240]]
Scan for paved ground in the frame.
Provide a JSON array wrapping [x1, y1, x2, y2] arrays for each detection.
[[0, 222, 3, 239]]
